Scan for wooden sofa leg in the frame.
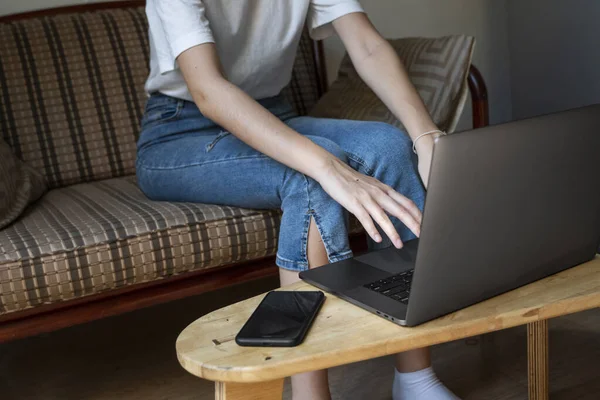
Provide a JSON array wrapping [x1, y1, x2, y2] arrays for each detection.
[[215, 379, 285, 400], [527, 320, 549, 400]]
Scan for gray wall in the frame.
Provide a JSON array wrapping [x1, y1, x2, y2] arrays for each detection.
[[507, 0, 600, 119]]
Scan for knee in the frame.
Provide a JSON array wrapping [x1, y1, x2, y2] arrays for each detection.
[[306, 135, 348, 164], [280, 136, 347, 199], [357, 123, 415, 176], [365, 122, 413, 158]]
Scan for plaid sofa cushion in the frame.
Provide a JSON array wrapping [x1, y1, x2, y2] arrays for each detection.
[[281, 30, 321, 116], [0, 8, 148, 189], [0, 7, 321, 190], [0, 176, 283, 315], [310, 35, 475, 134], [0, 175, 364, 315], [0, 138, 47, 230]]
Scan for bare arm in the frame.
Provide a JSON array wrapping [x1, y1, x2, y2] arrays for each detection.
[[177, 43, 421, 247], [333, 13, 439, 185]]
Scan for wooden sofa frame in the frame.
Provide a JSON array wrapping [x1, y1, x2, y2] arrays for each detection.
[[0, 1, 489, 343]]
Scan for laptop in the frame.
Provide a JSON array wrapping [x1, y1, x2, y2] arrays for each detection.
[[300, 105, 600, 327]]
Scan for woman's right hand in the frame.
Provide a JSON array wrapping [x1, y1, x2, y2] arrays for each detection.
[[317, 156, 423, 249]]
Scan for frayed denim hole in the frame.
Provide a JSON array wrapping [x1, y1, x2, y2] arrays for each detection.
[[305, 210, 336, 265], [300, 211, 313, 264]]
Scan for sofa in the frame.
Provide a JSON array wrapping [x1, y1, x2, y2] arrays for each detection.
[[0, 1, 488, 343]]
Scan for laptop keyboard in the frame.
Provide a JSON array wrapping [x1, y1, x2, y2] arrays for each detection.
[[364, 270, 414, 305]]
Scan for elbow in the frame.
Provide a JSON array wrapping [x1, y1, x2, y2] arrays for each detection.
[[358, 36, 389, 64], [188, 77, 227, 114], [189, 84, 212, 110]]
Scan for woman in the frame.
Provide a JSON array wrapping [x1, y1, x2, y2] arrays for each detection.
[[137, 1, 458, 399]]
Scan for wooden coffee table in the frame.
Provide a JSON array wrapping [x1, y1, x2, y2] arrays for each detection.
[[176, 256, 600, 400]]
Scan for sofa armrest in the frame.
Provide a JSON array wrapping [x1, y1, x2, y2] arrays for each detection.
[[468, 65, 489, 129]]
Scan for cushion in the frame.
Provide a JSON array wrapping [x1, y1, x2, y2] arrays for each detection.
[[0, 7, 321, 190], [0, 138, 46, 230], [281, 29, 322, 116], [310, 35, 475, 134], [0, 8, 148, 189], [0, 175, 364, 315], [0, 176, 280, 315]]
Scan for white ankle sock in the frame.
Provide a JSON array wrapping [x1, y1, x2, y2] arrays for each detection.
[[392, 367, 460, 400]]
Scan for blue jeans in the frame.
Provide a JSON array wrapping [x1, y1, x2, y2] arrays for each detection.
[[136, 93, 425, 271]]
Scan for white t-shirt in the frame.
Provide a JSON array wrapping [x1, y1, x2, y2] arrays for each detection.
[[145, 0, 364, 101]]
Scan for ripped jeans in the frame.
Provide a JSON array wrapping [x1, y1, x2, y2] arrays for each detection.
[[136, 93, 425, 271]]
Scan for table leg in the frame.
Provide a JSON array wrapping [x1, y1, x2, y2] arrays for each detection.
[[215, 379, 285, 400], [527, 320, 549, 400]]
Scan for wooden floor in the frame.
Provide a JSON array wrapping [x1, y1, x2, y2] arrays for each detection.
[[0, 277, 598, 400]]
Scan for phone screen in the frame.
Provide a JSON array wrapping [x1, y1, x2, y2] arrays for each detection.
[[235, 291, 325, 347]]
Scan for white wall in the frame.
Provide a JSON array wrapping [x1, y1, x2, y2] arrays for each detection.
[[324, 0, 514, 130], [507, 0, 600, 119], [2, 0, 514, 130]]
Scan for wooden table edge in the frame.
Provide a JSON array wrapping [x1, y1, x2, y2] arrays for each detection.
[[176, 290, 600, 383]]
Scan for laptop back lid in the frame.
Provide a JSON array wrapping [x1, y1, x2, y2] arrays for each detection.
[[406, 105, 600, 326]]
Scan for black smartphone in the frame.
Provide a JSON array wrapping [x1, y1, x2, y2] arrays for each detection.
[[235, 291, 325, 347]]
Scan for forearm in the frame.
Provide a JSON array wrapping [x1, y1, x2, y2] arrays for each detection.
[[334, 13, 438, 154], [353, 39, 437, 145], [189, 77, 334, 181]]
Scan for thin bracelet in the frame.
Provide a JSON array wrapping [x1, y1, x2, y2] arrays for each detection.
[[413, 130, 446, 154]]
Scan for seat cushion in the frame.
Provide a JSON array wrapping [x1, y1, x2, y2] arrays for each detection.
[[0, 176, 281, 315]]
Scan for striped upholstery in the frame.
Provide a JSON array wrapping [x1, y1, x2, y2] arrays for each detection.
[[0, 177, 281, 314], [0, 138, 47, 230], [310, 35, 475, 134], [0, 8, 148, 189], [0, 7, 321, 190], [282, 31, 321, 116], [0, 176, 362, 314]]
